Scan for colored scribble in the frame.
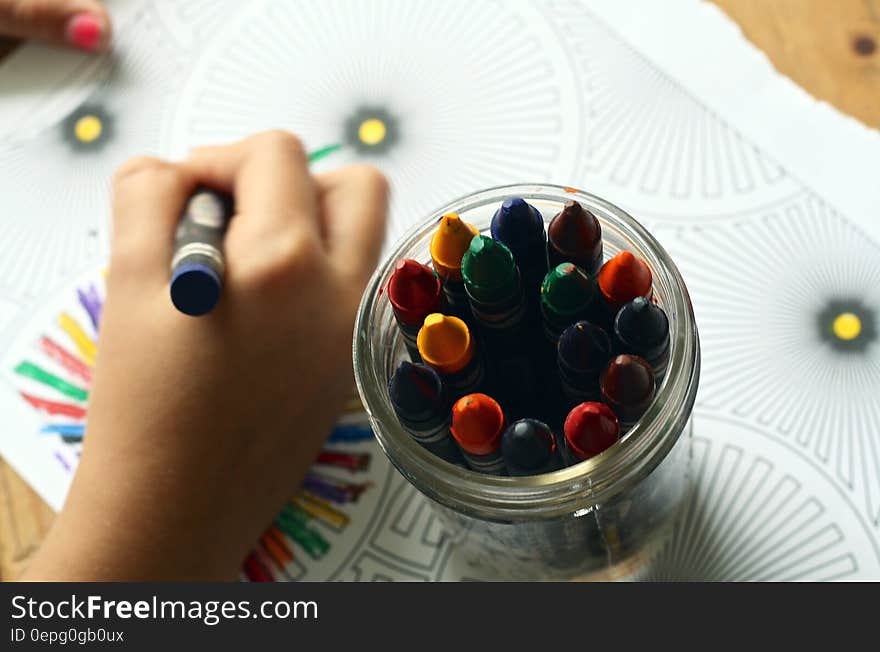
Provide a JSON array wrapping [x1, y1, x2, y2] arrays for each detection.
[[13, 274, 375, 583]]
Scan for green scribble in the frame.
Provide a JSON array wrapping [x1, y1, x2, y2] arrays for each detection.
[[307, 143, 343, 163], [276, 503, 330, 559], [14, 361, 88, 402]]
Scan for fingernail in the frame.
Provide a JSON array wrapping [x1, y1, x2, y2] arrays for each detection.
[[65, 13, 105, 52]]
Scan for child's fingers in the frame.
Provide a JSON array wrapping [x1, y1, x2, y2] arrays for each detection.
[[315, 165, 389, 286], [0, 0, 111, 51], [184, 130, 318, 242], [111, 156, 197, 281]]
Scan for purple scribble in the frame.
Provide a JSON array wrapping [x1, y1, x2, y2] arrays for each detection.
[[301, 473, 369, 504], [77, 283, 103, 332], [54, 451, 71, 472]]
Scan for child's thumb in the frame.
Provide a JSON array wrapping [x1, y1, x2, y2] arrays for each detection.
[[0, 0, 111, 52]]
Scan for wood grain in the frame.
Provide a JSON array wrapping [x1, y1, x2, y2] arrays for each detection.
[[1, 1, 879, 580], [711, 0, 880, 128]]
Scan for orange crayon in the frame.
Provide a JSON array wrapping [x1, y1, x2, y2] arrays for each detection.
[[430, 213, 479, 319], [450, 393, 506, 475], [597, 250, 652, 311], [417, 313, 485, 400]]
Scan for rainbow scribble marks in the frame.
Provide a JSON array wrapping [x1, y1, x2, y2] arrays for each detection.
[[12, 275, 375, 582]]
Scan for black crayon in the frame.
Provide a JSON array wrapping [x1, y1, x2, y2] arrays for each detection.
[[501, 419, 562, 476], [388, 361, 465, 466]]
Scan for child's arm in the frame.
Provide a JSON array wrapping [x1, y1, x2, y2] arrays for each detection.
[[0, 0, 111, 51], [21, 131, 388, 580]]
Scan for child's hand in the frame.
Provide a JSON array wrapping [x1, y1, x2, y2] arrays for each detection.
[[23, 131, 388, 580], [0, 0, 111, 51]]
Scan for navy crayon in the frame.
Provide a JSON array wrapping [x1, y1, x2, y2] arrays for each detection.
[[490, 197, 548, 311], [501, 418, 562, 476], [557, 321, 613, 405], [613, 297, 670, 381], [170, 188, 234, 316], [388, 361, 465, 466]]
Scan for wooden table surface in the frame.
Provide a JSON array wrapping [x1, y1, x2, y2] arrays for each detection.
[[1, 0, 879, 581]]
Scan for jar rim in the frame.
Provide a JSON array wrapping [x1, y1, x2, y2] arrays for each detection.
[[353, 183, 700, 521]]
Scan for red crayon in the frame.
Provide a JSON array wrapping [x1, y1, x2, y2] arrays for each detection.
[[388, 259, 443, 360], [563, 401, 621, 464], [600, 354, 656, 430], [450, 393, 506, 475]]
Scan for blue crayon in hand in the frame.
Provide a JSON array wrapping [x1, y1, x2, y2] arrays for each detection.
[[388, 361, 466, 466], [170, 188, 234, 316], [501, 419, 562, 476]]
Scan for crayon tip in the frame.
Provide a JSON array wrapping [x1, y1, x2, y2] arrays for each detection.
[[600, 354, 656, 422], [541, 263, 593, 317], [598, 250, 653, 308], [450, 393, 505, 455], [614, 297, 669, 358], [563, 402, 620, 461], [558, 321, 612, 374], [461, 235, 517, 294], [417, 313, 475, 374], [388, 361, 445, 420], [430, 213, 479, 280], [548, 201, 603, 272], [490, 197, 545, 252], [388, 259, 442, 325], [170, 262, 222, 316], [502, 419, 556, 471]]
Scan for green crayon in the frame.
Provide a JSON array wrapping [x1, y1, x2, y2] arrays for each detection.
[[540, 263, 595, 345], [462, 236, 538, 416]]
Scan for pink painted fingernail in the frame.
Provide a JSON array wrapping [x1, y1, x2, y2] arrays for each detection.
[[65, 13, 104, 51]]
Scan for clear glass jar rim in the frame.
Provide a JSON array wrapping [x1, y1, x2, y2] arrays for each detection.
[[353, 183, 700, 521]]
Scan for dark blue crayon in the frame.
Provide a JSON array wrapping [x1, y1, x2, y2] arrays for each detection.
[[170, 188, 234, 317], [490, 197, 548, 312], [388, 361, 466, 466], [613, 297, 670, 381], [557, 321, 613, 406], [501, 419, 562, 476]]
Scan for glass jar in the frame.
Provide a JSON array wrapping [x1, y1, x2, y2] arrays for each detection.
[[354, 184, 700, 580]]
